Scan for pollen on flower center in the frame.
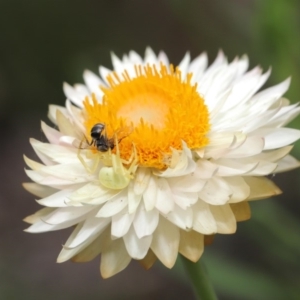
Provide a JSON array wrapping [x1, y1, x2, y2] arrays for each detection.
[[83, 64, 210, 169]]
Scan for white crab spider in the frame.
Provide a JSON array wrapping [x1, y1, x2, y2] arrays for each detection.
[[76, 136, 138, 190], [99, 140, 139, 190]]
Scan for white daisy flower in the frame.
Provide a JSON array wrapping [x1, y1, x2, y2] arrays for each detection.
[[24, 48, 300, 278]]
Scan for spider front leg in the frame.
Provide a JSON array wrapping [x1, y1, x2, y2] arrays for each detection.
[[77, 145, 100, 174], [123, 144, 139, 177]]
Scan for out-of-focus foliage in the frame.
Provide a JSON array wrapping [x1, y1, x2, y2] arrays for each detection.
[[254, 0, 300, 131], [0, 1, 300, 299]]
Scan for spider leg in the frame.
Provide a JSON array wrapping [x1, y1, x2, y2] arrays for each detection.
[[77, 145, 100, 174], [120, 145, 134, 165], [111, 133, 125, 175], [89, 154, 100, 174], [127, 144, 138, 177]]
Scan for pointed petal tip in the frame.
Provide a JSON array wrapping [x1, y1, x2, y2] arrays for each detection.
[[56, 257, 66, 264], [110, 51, 118, 59], [23, 219, 32, 225], [62, 82, 71, 92], [83, 69, 92, 76]]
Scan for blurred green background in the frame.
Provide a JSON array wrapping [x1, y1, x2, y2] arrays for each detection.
[[0, 0, 300, 299]]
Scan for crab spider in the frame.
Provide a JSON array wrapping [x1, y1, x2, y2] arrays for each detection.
[[99, 138, 139, 190], [76, 135, 138, 189]]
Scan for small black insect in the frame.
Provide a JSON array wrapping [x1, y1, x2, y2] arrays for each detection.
[[89, 123, 114, 152], [89, 123, 133, 152]]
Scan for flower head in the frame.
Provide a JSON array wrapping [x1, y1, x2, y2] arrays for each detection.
[[24, 48, 300, 278]]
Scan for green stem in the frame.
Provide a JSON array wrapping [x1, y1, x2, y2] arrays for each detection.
[[181, 256, 218, 300]]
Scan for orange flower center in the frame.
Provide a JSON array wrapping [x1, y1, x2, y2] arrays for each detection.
[[83, 64, 210, 169]]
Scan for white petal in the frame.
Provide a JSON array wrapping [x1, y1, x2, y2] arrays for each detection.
[[111, 209, 135, 238], [24, 207, 55, 224], [25, 169, 86, 189], [202, 131, 234, 159], [57, 223, 100, 262], [275, 155, 300, 173], [250, 77, 291, 106], [133, 203, 159, 238], [72, 228, 109, 262], [254, 146, 293, 162], [172, 190, 199, 209], [163, 205, 193, 230], [65, 99, 85, 132], [138, 249, 157, 270], [222, 68, 270, 111], [58, 135, 77, 147], [127, 181, 142, 214], [230, 202, 251, 222], [144, 47, 157, 64], [56, 109, 80, 138], [68, 182, 107, 199], [100, 238, 131, 278], [128, 50, 143, 65], [37, 189, 70, 207], [232, 54, 249, 78], [209, 204, 237, 234], [30, 138, 78, 164], [179, 230, 204, 262], [224, 177, 250, 203], [67, 217, 110, 249], [24, 155, 48, 170], [224, 136, 264, 158], [192, 200, 217, 234], [25, 215, 84, 233], [68, 183, 120, 205], [83, 70, 104, 95], [157, 51, 169, 66], [32, 162, 95, 183], [199, 177, 231, 205], [47, 104, 66, 125], [178, 52, 190, 77], [123, 226, 152, 259], [188, 52, 208, 83], [23, 182, 57, 198], [27, 145, 53, 167], [244, 176, 282, 200], [42, 206, 95, 225], [207, 50, 227, 71], [168, 174, 206, 193], [99, 66, 112, 84], [270, 103, 300, 127], [194, 160, 217, 179], [215, 159, 258, 176], [240, 106, 282, 133], [143, 175, 157, 211], [155, 178, 174, 214], [41, 121, 63, 144], [96, 190, 128, 217], [63, 82, 87, 108], [156, 142, 196, 177], [133, 167, 151, 195], [111, 52, 124, 73], [255, 128, 300, 150], [246, 160, 277, 176], [151, 217, 179, 268]]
